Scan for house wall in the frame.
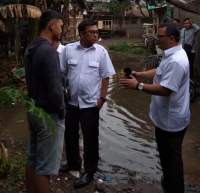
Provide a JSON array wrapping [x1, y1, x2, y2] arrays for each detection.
[[62, 15, 83, 43], [113, 17, 153, 39]]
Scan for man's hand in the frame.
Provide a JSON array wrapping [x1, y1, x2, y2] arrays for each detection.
[[119, 75, 139, 89], [131, 71, 142, 82], [96, 98, 106, 109]]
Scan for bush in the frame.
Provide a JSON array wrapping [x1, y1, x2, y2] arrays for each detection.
[[108, 42, 146, 55]]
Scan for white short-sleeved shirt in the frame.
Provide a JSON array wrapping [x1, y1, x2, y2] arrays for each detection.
[[149, 44, 191, 132], [59, 41, 115, 108]]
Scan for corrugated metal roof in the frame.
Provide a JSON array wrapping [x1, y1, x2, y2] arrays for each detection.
[[167, 0, 200, 14]]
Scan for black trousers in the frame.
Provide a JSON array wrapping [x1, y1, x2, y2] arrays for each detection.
[[183, 45, 195, 78], [65, 104, 99, 174], [155, 127, 187, 193]]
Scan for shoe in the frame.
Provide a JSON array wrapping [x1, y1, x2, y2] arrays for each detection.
[[59, 163, 80, 173], [74, 172, 94, 189]]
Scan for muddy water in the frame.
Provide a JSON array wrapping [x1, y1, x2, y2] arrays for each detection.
[[0, 52, 200, 189], [97, 52, 160, 183], [98, 52, 200, 187]]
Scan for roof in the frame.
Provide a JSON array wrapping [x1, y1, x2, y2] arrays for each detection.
[[0, 4, 41, 19], [167, 0, 200, 14]]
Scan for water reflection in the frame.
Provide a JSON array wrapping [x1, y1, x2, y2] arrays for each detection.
[[98, 74, 161, 183]]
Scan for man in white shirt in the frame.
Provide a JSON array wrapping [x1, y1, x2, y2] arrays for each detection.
[[59, 19, 115, 189], [120, 24, 190, 193]]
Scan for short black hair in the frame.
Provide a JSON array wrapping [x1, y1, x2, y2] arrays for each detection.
[[78, 19, 97, 33], [159, 23, 180, 42], [39, 9, 63, 32], [172, 18, 180, 23], [183, 17, 191, 22]]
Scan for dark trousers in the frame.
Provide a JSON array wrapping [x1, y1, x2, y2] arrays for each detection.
[[155, 127, 187, 193], [65, 104, 99, 174], [184, 45, 195, 78]]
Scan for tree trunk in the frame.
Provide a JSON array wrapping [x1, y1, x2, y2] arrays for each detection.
[[15, 18, 20, 66]]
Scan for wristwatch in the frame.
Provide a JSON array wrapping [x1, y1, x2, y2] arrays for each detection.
[[137, 82, 144, 91]]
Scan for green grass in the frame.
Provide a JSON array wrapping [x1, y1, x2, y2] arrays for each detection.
[[108, 42, 147, 55], [0, 151, 26, 192]]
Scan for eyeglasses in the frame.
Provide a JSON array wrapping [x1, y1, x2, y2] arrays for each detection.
[[157, 35, 170, 38]]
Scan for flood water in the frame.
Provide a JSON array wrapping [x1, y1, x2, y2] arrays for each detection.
[[0, 51, 200, 190], [98, 52, 200, 188], [97, 52, 160, 183]]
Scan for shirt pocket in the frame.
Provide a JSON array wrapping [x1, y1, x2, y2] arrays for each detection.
[[87, 61, 100, 75], [89, 61, 99, 68], [68, 59, 78, 70], [68, 59, 78, 66]]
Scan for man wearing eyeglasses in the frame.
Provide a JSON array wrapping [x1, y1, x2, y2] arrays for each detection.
[[120, 24, 190, 193], [59, 19, 115, 189]]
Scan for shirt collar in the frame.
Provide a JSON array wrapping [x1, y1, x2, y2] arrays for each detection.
[[76, 41, 96, 50], [163, 44, 182, 58]]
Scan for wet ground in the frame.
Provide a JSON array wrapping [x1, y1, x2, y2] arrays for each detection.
[[0, 39, 200, 193]]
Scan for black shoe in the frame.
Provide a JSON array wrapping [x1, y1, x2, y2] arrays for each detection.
[[74, 172, 94, 189], [59, 163, 80, 173]]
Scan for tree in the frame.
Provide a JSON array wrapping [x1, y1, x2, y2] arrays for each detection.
[[109, 0, 131, 17], [108, 0, 131, 28]]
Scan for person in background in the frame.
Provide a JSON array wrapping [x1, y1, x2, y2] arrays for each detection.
[[180, 17, 200, 78], [120, 23, 190, 193], [171, 18, 182, 30], [59, 19, 115, 189], [24, 10, 65, 193]]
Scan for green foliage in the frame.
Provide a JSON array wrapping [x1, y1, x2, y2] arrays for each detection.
[[95, 3, 110, 12], [0, 87, 56, 133], [26, 99, 56, 134], [0, 158, 12, 178], [12, 67, 25, 80], [0, 87, 24, 106], [0, 151, 26, 192], [9, 153, 26, 184], [109, 42, 147, 55], [108, 0, 131, 17]]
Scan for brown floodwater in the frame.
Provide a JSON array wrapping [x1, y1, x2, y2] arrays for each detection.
[[0, 51, 200, 191]]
